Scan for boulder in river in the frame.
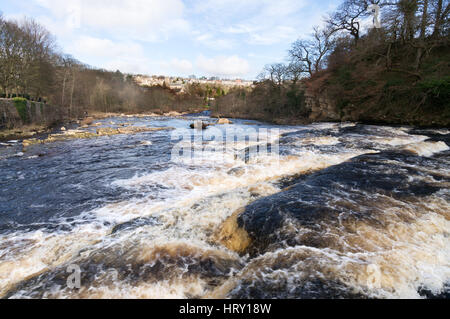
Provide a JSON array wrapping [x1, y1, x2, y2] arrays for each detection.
[[190, 121, 210, 130], [22, 139, 43, 147], [215, 209, 251, 254], [81, 117, 94, 126], [217, 118, 233, 125], [96, 127, 117, 136]]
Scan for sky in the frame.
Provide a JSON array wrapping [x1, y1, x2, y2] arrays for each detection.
[[1, 0, 342, 79]]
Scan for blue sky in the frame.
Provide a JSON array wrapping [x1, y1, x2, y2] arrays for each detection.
[[2, 0, 342, 79]]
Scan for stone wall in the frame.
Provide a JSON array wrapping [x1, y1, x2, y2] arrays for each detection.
[[0, 98, 64, 129]]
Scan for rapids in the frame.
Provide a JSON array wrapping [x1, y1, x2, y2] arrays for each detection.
[[0, 115, 448, 299]]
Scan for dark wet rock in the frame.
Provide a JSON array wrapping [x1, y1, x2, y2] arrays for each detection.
[[189, 121, 210, 130], [4, 243, 244, 299], [111, 216, 160, 234], [275, 173, 310, 190], [234, 143, 276, 163], [0, 221, 74, 234], [227, 167, 246, 177], [229, 278, 368, 299], [418, 283, 450, 299], [236, 151, 449, 256], [408, 129, 450, 146]]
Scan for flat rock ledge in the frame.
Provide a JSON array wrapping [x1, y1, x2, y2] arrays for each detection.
[[22, 126, 174, 147]]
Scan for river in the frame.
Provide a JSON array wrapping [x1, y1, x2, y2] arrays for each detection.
[[0, 114, 448, 299]]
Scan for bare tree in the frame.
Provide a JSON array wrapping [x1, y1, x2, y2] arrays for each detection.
[[289, 27, 334, 77], [260, 63, 288, 86], [285, 62, 305, 85], [431, 0, 450, 37], [327, 0, 373, 45], [413, 0, 430, 69], [2, 20, 27, 96], [289, 40, 314, 77], [19, 18, 55, 98], [397, 0, 419, 42]]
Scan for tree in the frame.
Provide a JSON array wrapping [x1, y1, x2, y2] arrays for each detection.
[[0, 19, 23, 96], [285, 62, 305, 85], [261, 63, 288, 86], [414, 0, 430, 69], [327, 0, 372, 45], [20, 18, 56, 98], [397, 0, 419, 42], [289, 27, 334, 77], [431, 0, 450, 37]]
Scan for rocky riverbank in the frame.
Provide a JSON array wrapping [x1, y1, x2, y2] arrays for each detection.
[[0, 101, 204, 142], [22, 126, 174, 148], [212, 88, 450, 128]]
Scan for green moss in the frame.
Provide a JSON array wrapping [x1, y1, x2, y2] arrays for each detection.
[[13, 97, 30, 123]]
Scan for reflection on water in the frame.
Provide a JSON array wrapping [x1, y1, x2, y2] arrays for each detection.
[[0, 115, 448, 299]]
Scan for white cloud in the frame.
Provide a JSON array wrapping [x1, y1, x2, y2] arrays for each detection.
[[161, 58, 194, 75], [194, 33, 235, 50], [70, 36, 144, 58], [67, 36, 155, 74], [196, 55, 250, 77], [224, 25, 258, 35], [191, 0, 311, 45], [249, 26, 298, 45], [33, 0, 189, 42], [5, 0, 339, 79]]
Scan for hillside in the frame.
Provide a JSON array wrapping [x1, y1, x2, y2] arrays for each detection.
[[307, 36, 450, 127], [213, 0, 450, 128]]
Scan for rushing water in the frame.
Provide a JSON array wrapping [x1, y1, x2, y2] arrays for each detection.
[[0, 115, 448, 299]]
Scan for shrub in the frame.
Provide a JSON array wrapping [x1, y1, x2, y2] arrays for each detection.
[[384, 77, 405, 88], [13, 97, 30, 123], [418, 77, 450, 108]]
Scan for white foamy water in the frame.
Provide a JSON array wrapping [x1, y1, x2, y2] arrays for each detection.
[[0, 119, 448, 299]]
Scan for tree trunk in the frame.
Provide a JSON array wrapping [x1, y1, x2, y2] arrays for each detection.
[[432, 0, 443, 37], [415, 46, 424, 70], [70, 70, 75, 118], [415, 0, 428, 70], [62, 71, 67, 107], [420, 0, 428, 40], [386, 43, 393, 70]]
